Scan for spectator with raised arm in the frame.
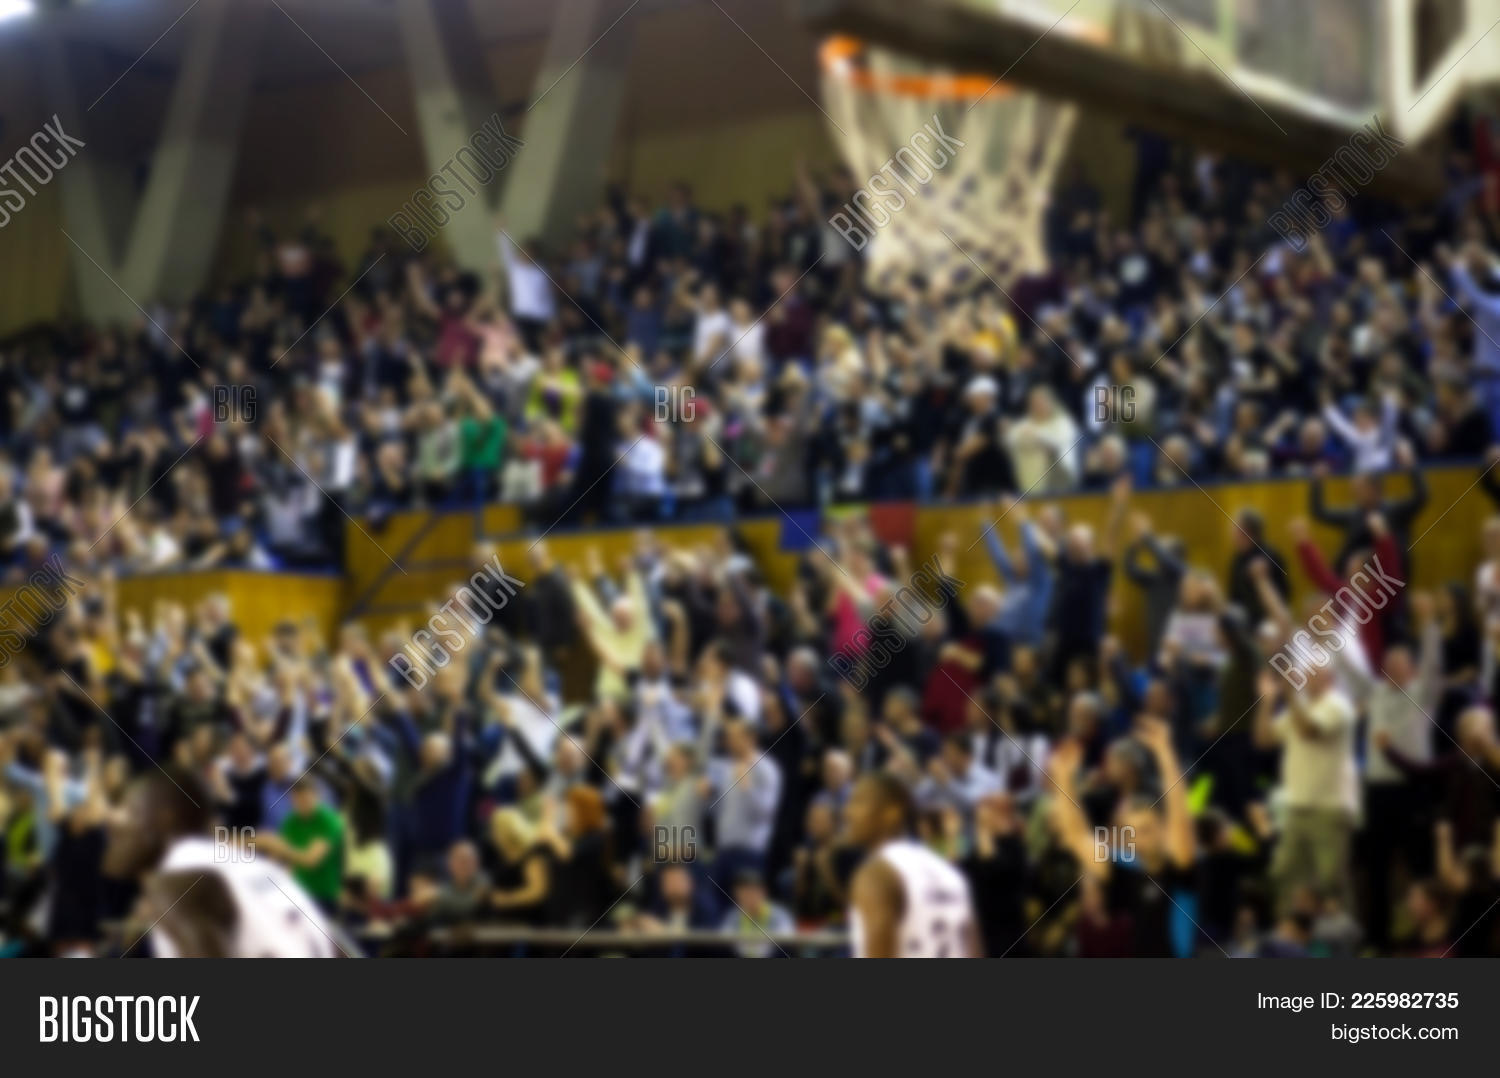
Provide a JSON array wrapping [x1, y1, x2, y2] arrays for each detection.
[[494, 216, 555, 348], [1225, 508, 1290, 628], [980, 496, 1055, 649], [1254, 663, 1358, 919], [1441, 241, 1500, 430], [1046, 715, 1197, 955], [1308, 442, 1427, 574], [1319, 387, 1400, 474], [1293, 512, 1403, 668], [1047, 475, 1129, 681], [1122, 510, 1187, 659], [1376, 705, 1500, 851]]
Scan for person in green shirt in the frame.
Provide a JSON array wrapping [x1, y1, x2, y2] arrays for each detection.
[[262, 781, 345, 910], [453, 369, 507, 501], [461, 412, 506, 465]]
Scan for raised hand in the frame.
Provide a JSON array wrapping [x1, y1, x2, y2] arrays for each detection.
[[1046, 737, 1083, 792], [1134, 715, 1175, 761]]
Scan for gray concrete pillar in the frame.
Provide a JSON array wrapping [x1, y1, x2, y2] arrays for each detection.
[[38, 0, 262, 320], [499, 0, 636, 249], [119, 0, 263, 303], [397, 0, 512, 268]]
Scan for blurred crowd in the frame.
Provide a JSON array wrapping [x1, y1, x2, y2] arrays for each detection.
[[4, 120, 1500, 956], [3, 460, 1500, 957], [2, 121, 1500, 581]]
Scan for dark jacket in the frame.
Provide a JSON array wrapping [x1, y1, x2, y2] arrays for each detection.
[[1124, 534, 1187, 657], [1310, 468, 1427, 572]]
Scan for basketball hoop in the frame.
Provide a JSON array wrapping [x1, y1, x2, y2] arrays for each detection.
[[817, 34, 1078, 296]]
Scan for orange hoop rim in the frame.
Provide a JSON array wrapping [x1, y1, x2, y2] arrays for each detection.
[[818, 35, 1014, 102]]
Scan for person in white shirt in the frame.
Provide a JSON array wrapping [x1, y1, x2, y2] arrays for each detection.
[[692, 282, 733, 366], [1005, 385, 1080, 492], [625, 199, 651, 271], [1320, 388, 1399, 474], [846, 771, 979, 957], [724, 296, 766, 370], [1254, 663, 1358, 918], [616, 427, 668, 515], [0, 466, 34, 554], [1475, 518, 1500, 689], [479, 646, 561, 787], [495, 221, 555, 344]]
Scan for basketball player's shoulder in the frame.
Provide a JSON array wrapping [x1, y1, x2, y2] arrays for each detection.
[[235, 857, 344, 958], [852, 845, 905, 904], [144, 869, 238, 958], [156, 836, 339, 958], [881, 838, 964, 883], [870, 839, 975, 913], [867, 839, 977, 958]]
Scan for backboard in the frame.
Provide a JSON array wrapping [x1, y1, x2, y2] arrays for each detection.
[[799, 0, 1500, 193], [987, 0, 1487, 140]]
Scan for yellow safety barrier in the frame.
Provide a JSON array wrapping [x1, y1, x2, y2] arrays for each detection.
[[915, 466, 1492, 660], [5, 465, 1488, 664]]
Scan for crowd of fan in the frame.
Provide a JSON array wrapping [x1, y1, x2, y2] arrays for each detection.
[[2, 131, 1500, 581], [4, 129, 1500, 956], [3, 460, 1500, 957]]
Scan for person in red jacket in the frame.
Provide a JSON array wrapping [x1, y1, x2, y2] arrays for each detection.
[[1290, 512, 1403, 670]]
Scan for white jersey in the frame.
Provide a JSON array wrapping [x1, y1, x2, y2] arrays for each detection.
[[851, 840, 977, 958], [152, 837, 341, 958]]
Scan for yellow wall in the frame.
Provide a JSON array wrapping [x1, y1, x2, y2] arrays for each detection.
[[9, 465, 1484, 664], [914, 466, 1490, 661], [120, 571, 344, 649], [0, 570, 343, 653], [344, 504, 799, 642], [612, 113, 840, 215], [353, 468, 1490, 655], [0, 179, 70, 337], [217, 106, 839, 283], [5, 4, 841, 328], [0, 45, 73, 336]]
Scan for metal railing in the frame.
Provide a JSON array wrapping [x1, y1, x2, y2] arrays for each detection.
[[357, 924, 851, 957]]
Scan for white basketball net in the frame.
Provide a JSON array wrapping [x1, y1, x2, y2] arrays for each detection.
[[820, 42, 1077, 296]]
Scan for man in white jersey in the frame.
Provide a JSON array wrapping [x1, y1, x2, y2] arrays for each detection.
[[103, 769, 343, 957], [846, 772, 980, 958]]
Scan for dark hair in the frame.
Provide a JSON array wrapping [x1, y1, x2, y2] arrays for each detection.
[[943, 733, 974, 759], [865, 770, 917, 834], [146, 768, 215, 837], [1445, 581, 1477, 636]]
